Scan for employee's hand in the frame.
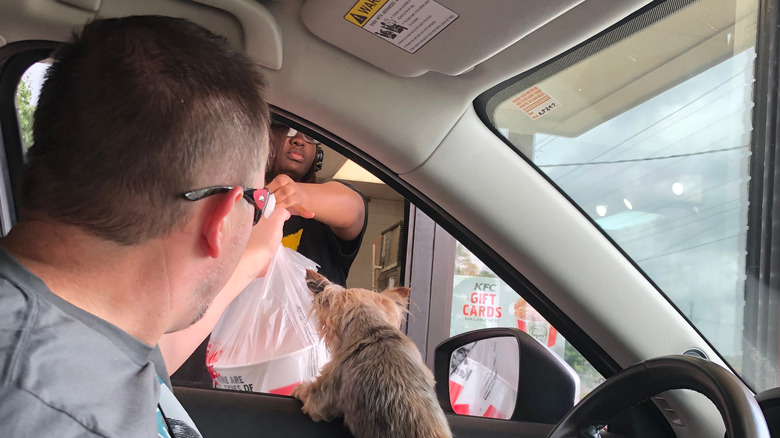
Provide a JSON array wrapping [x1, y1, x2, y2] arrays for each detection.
[[266, 174, 316, 219]]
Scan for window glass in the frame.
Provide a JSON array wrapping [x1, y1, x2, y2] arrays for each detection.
[[15, 61, 50, 150], [483, 0, 767, 389], [450, 242, 603, 399]]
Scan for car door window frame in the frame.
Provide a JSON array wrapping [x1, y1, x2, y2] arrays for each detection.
[[0, 44, 55, 234]]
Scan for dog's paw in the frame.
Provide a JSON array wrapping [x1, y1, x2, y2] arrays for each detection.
[[303, 407, 330, 422], [292, 382, 332, 422], [291, 381, 311, 402], [300, 401, 331, 422]]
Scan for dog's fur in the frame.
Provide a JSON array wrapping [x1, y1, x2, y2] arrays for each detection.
[[291, 270, 452, 438]]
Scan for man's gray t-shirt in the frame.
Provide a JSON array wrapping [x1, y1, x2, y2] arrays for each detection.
[[0, 247, 201, 437]]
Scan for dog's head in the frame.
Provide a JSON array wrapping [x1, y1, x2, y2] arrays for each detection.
[[305, 269, 410, 349]]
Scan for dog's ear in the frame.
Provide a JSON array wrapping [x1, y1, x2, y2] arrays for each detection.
[[305, 269, 331, 295], [383, 287, 411, 305]]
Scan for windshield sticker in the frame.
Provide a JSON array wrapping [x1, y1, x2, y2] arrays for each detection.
[[512, 86, 560, 120], [344, 0, 458, 54]]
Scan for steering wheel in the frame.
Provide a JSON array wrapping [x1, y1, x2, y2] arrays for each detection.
[[547, 355, 769, 438]]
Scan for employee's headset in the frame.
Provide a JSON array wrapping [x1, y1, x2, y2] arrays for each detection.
[[287, 128, 323, 171], [314, 145, 324, 171]]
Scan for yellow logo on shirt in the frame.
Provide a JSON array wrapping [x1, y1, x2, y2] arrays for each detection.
[[282, 229, 303, 251]]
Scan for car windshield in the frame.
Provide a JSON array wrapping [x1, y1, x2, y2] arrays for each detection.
[[480, 0, 773, 391]]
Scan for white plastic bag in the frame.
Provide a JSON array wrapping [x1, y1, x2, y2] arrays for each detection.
[[206, 246, 329, 395]]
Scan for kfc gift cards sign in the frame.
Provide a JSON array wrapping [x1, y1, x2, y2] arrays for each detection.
[[450, 276, 508, 333]]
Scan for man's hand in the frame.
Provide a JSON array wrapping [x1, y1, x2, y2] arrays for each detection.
[[159, 206, 290, 373], [241, 206, 291, 279]]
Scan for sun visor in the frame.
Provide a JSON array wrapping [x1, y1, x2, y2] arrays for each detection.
[[6, 0, 283, 70], [301, 0, 646, 77], [190, 0, 283, 70]]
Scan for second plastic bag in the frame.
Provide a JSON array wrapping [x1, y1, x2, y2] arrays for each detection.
[[206, 246, 329, 395]]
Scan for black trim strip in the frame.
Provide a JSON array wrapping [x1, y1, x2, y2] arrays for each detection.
[[744, 0, 780, 391]]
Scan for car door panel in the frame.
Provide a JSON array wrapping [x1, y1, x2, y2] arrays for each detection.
[[174, 385, 564, 438], [175, 385, 644, 438], [174, 386, 354, 437]]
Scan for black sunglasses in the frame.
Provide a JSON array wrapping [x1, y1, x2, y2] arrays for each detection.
[[182, 186, 270, 226]]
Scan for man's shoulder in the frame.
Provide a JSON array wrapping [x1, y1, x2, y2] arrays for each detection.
[[0, 275, 43, 381], [0, 385, 104, 437], [0, 275, 161, 437], [0, 273, 121, 383]]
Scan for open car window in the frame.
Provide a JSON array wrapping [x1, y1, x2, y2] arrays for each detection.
[[15, 61, 48, 151], [478, 0, 770, 391]]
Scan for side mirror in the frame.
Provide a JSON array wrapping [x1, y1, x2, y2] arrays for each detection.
[[434, 327, 579, 424]]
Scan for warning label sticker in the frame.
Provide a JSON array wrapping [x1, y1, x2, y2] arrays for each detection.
[[344, 0, 458, 54], [511, 86, 560, 120]]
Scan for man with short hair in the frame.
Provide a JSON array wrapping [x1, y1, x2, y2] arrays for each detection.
[[0, 16, 288, 437]]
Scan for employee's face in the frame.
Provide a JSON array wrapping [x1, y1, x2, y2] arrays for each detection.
[[277, 130, 317, 181]]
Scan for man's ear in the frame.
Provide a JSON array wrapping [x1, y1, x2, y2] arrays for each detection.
[[202, 186, 244, 258]]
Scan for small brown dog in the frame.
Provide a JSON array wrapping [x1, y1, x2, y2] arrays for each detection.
[[291, 270, 452, 438]]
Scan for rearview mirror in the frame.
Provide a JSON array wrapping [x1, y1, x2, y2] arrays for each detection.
[[434, 328, 579, 424]]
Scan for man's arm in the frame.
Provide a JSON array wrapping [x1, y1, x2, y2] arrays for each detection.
[[267, 175, 366, 241], [159, 207, 290, 373]]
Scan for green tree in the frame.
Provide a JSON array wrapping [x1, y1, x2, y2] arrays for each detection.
[[15, 78, 35, 150], [563, 343, 604, 397]]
